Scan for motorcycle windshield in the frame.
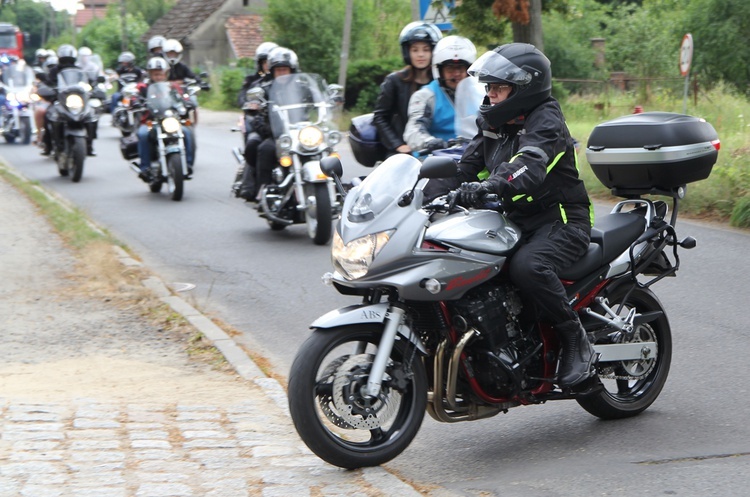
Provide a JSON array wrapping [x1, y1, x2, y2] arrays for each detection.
[[267, 73, 333, 135], [1, 63, 34, 89], [346, 154, 422, 223], [57, 68, 88, 89], [145, 82, 180, 117], [454, 76, 485, 139]]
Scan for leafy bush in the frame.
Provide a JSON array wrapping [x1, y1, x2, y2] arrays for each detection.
[[344, 57, 402, 114], [220, 68, 246, 109]]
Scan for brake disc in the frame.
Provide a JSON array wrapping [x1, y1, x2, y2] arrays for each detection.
[[325, 354, 401, 430]]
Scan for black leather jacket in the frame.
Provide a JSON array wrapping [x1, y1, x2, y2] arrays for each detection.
[[458, 97, 593, 232], [372, 69, 429, 154]]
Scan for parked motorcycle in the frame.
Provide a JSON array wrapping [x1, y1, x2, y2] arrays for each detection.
[[111, 73, 142, 137], [47, 67, 99, 182], [126, 81, 195, 201], [287, 112, 720, 468], [0, 61, 35, 145], [251, 72, 343, 245]]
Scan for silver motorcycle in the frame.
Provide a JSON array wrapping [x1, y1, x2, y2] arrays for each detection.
[[287, 150, 706, 469]]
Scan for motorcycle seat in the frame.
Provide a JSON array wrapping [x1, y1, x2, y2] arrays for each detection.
[[559, 212, 647, 280]]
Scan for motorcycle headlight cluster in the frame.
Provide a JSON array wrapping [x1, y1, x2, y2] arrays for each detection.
[[332, 230, 393, 280], [162, 116, 181, 134], [65, 94, 84, 113], [327, 130, 342, 146], [299, 126, 324, 150], [277, 134, 293, 151]]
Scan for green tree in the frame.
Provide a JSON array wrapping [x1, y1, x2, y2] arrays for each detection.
[[77, 10, 150, 69], [126, 0, 177, 26], [684, 0, 750, 94], [264, 0, 410, 83], [0, 0, 69, 59]]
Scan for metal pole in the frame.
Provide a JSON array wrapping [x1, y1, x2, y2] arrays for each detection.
[[121, 0, 127, 51], [337, 0, 353, 89], [682, 73, 689, 114], [412, 0, 421, 21]]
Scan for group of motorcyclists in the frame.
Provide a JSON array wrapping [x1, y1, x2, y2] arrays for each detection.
[[26, 35, 203, 184], [15, 24, 596, 387]]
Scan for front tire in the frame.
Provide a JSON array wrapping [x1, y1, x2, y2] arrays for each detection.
[[166, 153, 184, 201], [304, 182, 332, 245], [288, 325, 427, 469], [577, 285, 672, 419], [70, 136, 86, 182], [19, 116, 31, 145]]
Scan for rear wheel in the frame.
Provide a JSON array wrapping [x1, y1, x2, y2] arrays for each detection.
[[288, 325, 427, 469], [304, 182, 332, 245], [70, 136, 86, 182], [577, 285, 672, 419], [166, 153, 184, 201]]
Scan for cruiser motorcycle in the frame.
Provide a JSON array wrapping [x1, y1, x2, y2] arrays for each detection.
[[47, 67, 99, 182], [127, 81, 196, 201], [253, 72, 343, 245], [111, 74, 142, 137], [0, 62, 35, 144], [287, 111, 720, 468]]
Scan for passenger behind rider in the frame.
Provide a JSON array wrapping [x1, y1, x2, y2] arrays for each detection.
[[235, 46, 298, 202], [33, 55, 57, 150], [435, 43, 596, 389], [238, 41, 277, 107], [372, 22, 441, 157], [403, 35, 476, 154], [109, 51, 144, 114], [134, 57, 195, 182], [163, 39, 196, 84], [147, 36, 167, 59]]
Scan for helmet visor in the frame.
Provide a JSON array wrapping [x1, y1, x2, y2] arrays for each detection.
[[468, 51, 532, 86]]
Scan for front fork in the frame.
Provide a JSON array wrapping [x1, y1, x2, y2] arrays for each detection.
[[363, 306, 406, 398]]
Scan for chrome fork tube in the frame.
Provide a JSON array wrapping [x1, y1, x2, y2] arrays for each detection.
[[364, 306, 405, 398]]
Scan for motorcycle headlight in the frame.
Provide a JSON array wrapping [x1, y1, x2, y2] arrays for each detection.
[[278, 134, 293, 151], [299, 126, 324, 150], [332, 229, 394, 280], [327, 130, 342, 146], [65, 94, 84, 113], [162, 116, 181, 134]]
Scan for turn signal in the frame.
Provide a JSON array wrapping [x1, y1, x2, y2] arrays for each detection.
[[280, 155, 293, 167]]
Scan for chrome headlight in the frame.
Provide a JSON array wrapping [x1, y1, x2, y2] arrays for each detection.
[[65, 94, 84, 113], [332, 229, 393, 280], [278, 134, 293, 151], [327, 130, 342, 146], [299, 126, 324, 149], [162, 116, 181, 134]]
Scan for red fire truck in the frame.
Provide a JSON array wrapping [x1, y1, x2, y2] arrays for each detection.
[[0, 23, 26, 60]]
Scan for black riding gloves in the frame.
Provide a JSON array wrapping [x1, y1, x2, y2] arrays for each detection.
[[424, 137, 448, 152], [455, 181, 494, 208]]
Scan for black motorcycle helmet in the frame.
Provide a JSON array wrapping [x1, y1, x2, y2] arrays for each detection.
[[398, 21, 442, 66], [468, 43, 552, 128]]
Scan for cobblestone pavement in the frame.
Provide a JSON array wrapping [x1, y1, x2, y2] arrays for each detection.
[[0, 168, 424, 497]]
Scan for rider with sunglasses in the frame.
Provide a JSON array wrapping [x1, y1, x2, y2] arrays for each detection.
[[439, 43, 596, 389]]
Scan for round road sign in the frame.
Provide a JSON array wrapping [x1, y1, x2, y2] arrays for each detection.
[[680, 33, 693, 76]]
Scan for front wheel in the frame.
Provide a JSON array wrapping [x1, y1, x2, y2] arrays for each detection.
[[166, 153, 184, 201], [19, 116, 31, 145], [577, 285, 672, 419], [288, 325, 428, 469], [304, 182, 332, 245], [70, 136, 86, 182]]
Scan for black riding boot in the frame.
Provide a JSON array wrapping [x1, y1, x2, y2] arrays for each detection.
[[555, 320, 596, 388]]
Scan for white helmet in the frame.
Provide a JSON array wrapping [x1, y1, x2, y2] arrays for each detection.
[[163, 39, 183, 65], [431, 35, 477, 81], [148, 35, 166, 54], [146, 57, 169, 72], [78, 46, 93, 57]]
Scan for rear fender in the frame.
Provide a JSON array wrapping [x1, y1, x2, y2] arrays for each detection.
[[311, 303, 427, 354]]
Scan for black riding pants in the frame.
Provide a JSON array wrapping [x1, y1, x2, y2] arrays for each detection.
[[508, 221, 590, 326]]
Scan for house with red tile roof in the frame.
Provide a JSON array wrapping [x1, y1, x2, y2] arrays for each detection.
[[74, 0, 118, 29], [143, 0, 268, 69]]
